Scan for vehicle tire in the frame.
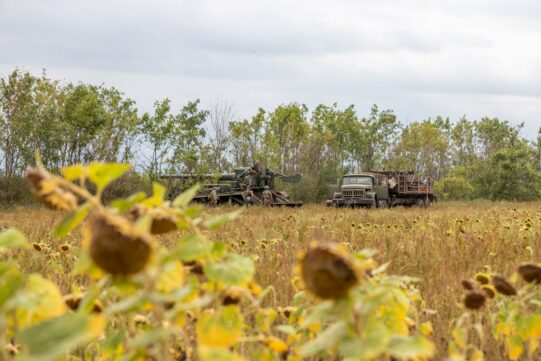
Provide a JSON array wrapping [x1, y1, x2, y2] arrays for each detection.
[[423, 197, 430, 208], [415, 198, 424, 208]]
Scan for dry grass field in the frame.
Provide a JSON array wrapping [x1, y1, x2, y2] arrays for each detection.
[[1, 201, 540, 359]]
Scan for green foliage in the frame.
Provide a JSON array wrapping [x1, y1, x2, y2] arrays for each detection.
[[433, 176, 474, 200]]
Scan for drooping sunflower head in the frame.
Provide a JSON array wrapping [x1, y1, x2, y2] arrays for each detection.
[[25, 168, 77, 211], [463, 292, 486, 310], [298, 242, 361, 300], [84, 212, 153, 276], [129, 204, 178, 235], [491, 275, 517, 296], [518, 263, 541, 284]]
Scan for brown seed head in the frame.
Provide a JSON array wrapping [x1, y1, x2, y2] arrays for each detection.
[[25, 168, 77, 211], [130, 204, 178, 235], [63, 293, 82, 311], [464, 292, 486, 310], [32, 243, 42, 252], [518, 263, 541, 284], [86, 212, 153, 276], [491, 275, 517, 296], [300, 243, 360, 299], [461, 279, 476, 291], [60, 244, 70, 252]]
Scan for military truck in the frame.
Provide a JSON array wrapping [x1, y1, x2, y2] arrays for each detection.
[[327, 171, 435, 208], [161, 167, 304, 207]]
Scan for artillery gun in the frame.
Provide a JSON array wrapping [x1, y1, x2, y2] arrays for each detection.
[[161, 167, 304, 207]]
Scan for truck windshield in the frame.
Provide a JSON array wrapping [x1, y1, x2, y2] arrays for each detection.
[[343, 176, 373, 185]]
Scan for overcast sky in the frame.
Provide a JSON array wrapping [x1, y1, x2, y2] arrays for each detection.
[[1, 0, 540, 138]]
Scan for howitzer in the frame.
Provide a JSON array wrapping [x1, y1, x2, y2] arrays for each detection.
[[161, 167, 303, 207]]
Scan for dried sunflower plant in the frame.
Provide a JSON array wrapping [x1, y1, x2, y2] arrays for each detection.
[[450, 265, 541, 361], [0, 161, 435, 361]]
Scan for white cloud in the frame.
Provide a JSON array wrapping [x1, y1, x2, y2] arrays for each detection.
[[0, 0, 539, 137]]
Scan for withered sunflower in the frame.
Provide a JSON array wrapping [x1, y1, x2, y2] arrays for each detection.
[[518, 263, 541, 284], [26, 168, 77, 211], [85, 212, 153, 276], [464, 292, 486, 310], [299, 243, 360, 300], [491, 275, 517, 296]]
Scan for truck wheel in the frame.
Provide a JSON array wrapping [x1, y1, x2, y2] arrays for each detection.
[[423, 197, 431, 208], [415, 198, 424, 208]]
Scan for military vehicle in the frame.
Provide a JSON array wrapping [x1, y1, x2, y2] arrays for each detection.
[[161, 167, 304, 207], [327, 171, 436, 208]]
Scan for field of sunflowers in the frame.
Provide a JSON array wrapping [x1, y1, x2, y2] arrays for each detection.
[[0, 162, 540, 361]]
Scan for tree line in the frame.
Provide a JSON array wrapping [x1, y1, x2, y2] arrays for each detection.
[[1, 68, 541, 202]]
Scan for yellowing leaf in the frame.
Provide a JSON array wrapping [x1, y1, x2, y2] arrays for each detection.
[[60, 164, 85, 181], [264, 336, 288, 354], [0, 228, 27, 251], [388, 335, 435, 359], [55, 205, 90, 239], [506, 334, 523, 361], [419, 321, 433, 336], [173, 184, 201, 207], [87, 162, 130, 191], [156, 261, 184, 293], [204, 254, 255, 286], [16, 274, 67, 328], [17, 313, 104, 361], [196, 306, 244, 347]]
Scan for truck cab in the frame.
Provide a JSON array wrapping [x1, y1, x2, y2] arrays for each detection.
[[329, 172, 390, 208]]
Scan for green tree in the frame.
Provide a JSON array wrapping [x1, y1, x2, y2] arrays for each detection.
[[138, 99, 174, 180], [0, 69, 38, 176], [387, 119, 450, 179], [60, 83, 106, 165], [169, 100, 208, 173], [265, 103, 308, 173], [474, 141, 541, 201], [358, 104, 400, 170]]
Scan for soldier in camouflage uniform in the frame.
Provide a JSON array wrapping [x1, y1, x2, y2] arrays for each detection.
[[242, 186, 254, 205], [262, 185, 273, 207], [208, 187, 219, 206]]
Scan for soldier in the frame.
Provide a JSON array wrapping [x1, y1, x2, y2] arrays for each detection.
[[262, 185, 273, 207], [208, 187, 219, 206], [251, 160, 261, 173], [245, 167, 256, 188], [242, 186, 254, 205]]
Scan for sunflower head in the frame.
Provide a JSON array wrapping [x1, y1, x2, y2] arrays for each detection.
[[463, 292, 486, 310], [85, 212, 153, 276], [25, 168, 77, 211], [299, 242, 361, 300], [461, 279, 476, 291], [130, 204, 178, 235], [491, 275, 517, 296], [518, 263, 541, 284]]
